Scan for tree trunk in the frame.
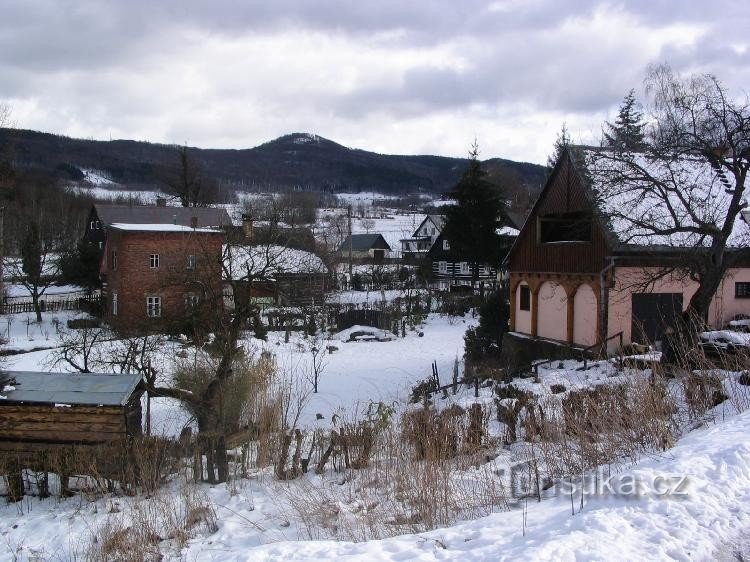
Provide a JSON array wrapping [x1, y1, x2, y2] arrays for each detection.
[[663, 265, 725, 365], [32, 287, 42, 322]]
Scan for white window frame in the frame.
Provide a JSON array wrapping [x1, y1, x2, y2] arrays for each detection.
[[461, 262, 471, 275], [112, 292, 118, 316], [438, 261, 448, 274], [146, 296, 161, 317], [186, 254, 196, 270], [443, 240, 450, 251], [149, 254, 160, 269]]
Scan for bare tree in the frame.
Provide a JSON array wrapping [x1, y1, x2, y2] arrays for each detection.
[[46, 321, 110, 373], [10, 216, 62, 322], [162, 145, 221, 207], [144, 229, 322, 482], [588, 65, 750, 328]]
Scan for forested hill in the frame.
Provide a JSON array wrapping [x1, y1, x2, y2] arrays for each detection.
[[0, 128, 546, 194]]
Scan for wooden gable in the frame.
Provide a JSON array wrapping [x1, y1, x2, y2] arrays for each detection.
[[508, 150, 612, 274]]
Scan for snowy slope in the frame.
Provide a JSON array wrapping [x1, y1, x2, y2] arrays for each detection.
[[185, 409, 750, 561]]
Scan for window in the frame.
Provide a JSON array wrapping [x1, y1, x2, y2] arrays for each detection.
[[736, 282, 750, 298], [149, 254, 160, 269], [111, 250, 118, 271], [539, 212, 592, 243], [519, 285, 531, 311], [112, 292, 118, 316], [443, 240, 450, 251], [460, 262, 471, 275], [186, 254, 196, 270], [438, 261, 448, 273], [185, 293, 200, 308], [146, 296, 161, 317], [90, 220, 95, 229]]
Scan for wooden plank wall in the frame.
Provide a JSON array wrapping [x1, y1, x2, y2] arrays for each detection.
[[509, 153, 611, 275], [0, 405, 127, 448]]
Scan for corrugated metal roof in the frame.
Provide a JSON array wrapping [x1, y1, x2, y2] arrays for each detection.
[[0, 371, 142, 406], [95, 205, 232, 228]]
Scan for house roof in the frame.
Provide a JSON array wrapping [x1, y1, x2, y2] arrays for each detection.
[[338, 234, 391, 252], [110, 223, 224, 233], [0, 372, 142, 406], [427, 214, 445, 231], [224, 244, 328, 280], [571, 145, 750, 249], [94, 204, 232, 229]]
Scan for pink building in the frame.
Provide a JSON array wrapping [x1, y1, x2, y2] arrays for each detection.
[[507, 147, 750, 352]]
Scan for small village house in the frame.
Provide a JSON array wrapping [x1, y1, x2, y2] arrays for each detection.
[[224, 244, 329, 308], [85, 199, 232, 248], [401, 214, 517, 290], [100, 222, 226, 331], [338, 233, 392, 261], [507, 147, 750, 352]]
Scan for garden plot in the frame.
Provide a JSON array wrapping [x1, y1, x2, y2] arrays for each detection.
[[4, 314, 750, 561]]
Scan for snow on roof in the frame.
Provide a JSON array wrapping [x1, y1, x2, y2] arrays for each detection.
[[224, 245, 328, 280], [576, 146, 750, 248], [497, 225, 520, 237], [95, 204, 232, 228], [110, 223, 223, 233]]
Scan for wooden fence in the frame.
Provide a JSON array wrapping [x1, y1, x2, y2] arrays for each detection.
[[2, 295, 103, 315]]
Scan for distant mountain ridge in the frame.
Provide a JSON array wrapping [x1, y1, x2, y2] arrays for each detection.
[[0, 128, 546, 195]]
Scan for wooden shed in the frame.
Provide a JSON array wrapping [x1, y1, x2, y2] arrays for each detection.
[[0, 371, 143, 453]]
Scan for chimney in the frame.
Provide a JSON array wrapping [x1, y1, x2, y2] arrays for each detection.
[[241, 213, 253, 241], [156, 197, 167, 207], [190, 216, 198, 229]]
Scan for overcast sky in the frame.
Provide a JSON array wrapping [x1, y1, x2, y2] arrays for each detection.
[[1, 0, 748, 164]]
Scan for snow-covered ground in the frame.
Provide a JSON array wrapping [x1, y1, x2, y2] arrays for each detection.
[[3, 283, 86, 299], [3, 290, 750, 560]]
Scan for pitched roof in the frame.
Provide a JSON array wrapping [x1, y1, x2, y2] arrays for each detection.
[[109, 223, 223, 234], [0, 372, 142, 406], [427, 214, 445, 231], [338, 233, 391, 252], [570, 146, 749, 249], [94, 204, 232, 229], [224, 244, 328, 280]]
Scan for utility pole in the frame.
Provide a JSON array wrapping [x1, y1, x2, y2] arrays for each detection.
[[347, 205, 353, 284], [0, 206, 4, 314]]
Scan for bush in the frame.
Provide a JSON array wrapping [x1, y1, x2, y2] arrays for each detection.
[[464, 289, 509, 360]]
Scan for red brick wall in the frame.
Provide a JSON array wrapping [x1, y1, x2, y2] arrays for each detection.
[[102, 229, 224, 332]]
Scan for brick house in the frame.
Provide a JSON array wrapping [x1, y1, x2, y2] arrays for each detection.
[[85, 199, 232, 249], [100, 224, 225, 332]]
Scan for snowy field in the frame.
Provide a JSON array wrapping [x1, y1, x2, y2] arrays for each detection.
[[2, 342, 750, 560], [1, 311, 474, 434]]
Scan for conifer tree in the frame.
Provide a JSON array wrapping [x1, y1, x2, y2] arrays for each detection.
[[442, 141, 508, 293], [603, 89, 646, 151], [547, 122, 571, 168]]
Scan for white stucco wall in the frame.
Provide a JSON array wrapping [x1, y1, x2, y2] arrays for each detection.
[[536, 281, 567, 342]]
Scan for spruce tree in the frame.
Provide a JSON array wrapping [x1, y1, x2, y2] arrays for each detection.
[[442, 141, 508, 294], [604, 89, 646, 151], [547, 122, 571, 168]]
